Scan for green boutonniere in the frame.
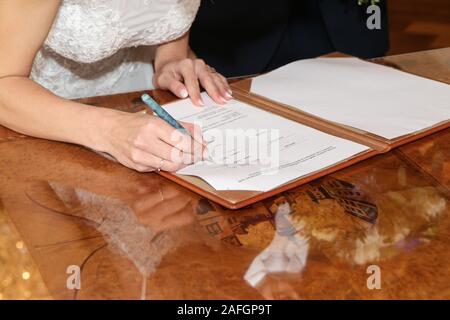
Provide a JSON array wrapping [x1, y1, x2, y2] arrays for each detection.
[[358, 0, 380, 5]]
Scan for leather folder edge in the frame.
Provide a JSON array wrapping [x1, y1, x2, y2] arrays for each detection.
[[161, 54, 450, 210], [160, 120, 449, 210], [159, 148, 379, 210], [231, 82, 391, 152]]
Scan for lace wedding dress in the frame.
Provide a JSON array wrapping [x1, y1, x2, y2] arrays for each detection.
[[30, 0, 200, 99]]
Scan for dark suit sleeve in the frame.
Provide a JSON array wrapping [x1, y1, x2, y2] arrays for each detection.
[[190, 0, 292, 78], [190, 0, 389, 77], [318, 0, 390, 58]]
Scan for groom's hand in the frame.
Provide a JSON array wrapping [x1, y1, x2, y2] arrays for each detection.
[[153, 58, 232, 107]]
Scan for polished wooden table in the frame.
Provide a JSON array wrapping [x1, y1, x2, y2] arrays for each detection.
[[0, 49, 449, 300]]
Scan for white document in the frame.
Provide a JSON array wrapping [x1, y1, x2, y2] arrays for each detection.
[[251, 57, 450, 140], [164, 94, 368, 192]]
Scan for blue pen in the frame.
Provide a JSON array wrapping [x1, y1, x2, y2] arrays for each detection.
[[141, 93, 191, 136], [141, 94, 213, 162]]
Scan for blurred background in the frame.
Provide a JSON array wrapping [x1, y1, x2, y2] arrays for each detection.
[[389, 0, 450, 54]]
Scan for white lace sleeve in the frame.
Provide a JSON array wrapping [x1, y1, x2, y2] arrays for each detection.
[[31, 0, 201, 99], [44, 0, 201, 64]]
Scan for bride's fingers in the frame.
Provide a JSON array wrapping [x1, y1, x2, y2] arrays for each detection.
[[199, 75, 225, 105], [132, 164, 155, 173], [155, 71, 189, 99], [153, 118, 204, 157], [109, 152, 154, 173], [146, 139, 198, 165], [154, 59, 231, 107], [211, 73, 232, 101], [180, 59, 203, 106], [217, 73, 232, 96], [180, 122, 204, 144], [198, 68, 227, 105], [170, 80, 189, 99], [129, 149, 186, 172], [197, 62, 231, 104]]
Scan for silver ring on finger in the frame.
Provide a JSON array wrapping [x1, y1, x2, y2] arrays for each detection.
[[157, 159, 165, 172]]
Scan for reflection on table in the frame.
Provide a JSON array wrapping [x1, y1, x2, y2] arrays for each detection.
[[0, 48, 449, 300]]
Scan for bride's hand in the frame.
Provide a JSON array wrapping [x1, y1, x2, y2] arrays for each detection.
[[153, 58, 232, 107], [96, 110, 204, 172]]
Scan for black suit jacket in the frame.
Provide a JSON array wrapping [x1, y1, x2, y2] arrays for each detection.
[[190, 0, 389, 77]]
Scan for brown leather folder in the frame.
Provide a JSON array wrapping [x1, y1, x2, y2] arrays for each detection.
[[159, 56, 450, 209]]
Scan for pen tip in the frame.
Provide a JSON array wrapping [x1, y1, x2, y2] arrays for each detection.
[[141, 93, 150, 101]]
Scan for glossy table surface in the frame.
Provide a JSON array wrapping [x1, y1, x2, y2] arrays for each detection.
[[0, 48, 449, 300]]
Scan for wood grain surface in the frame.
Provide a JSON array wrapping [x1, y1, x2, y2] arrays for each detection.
[[0, 49, 449, 299]]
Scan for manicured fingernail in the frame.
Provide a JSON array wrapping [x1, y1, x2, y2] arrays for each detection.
[[219, 96, 228, 104], [225, 92, 233, 99], [197, 99, 204, 106], [180, 89, 188, 98], [227, 89, 233, 95]]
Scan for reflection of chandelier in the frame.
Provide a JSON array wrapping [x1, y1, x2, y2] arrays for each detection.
[[0, 208, 51, 300], [298, 178, 378, 224]]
